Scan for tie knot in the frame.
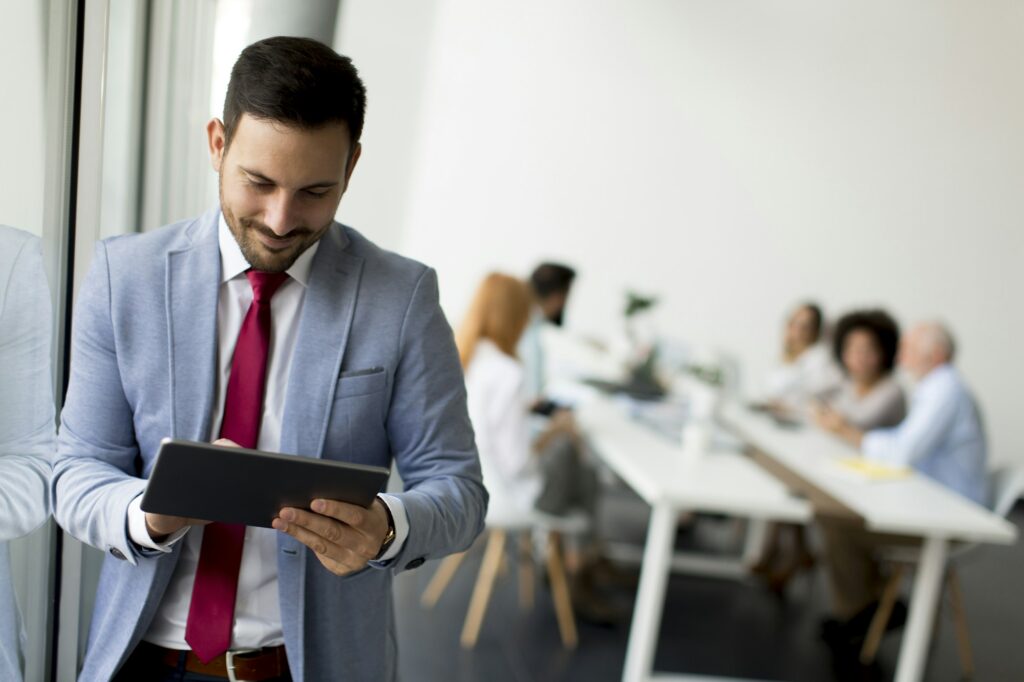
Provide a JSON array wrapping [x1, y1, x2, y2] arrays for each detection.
[[246, 270, 289, 304]]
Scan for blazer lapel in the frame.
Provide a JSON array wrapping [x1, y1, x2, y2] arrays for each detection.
[[166, 209, 221, 442], [280, 224, 363, 458]]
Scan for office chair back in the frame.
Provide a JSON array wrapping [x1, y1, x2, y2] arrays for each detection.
[[990, 464, 1024, 519]]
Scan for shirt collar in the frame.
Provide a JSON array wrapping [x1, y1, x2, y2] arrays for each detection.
[[218, 212, 319, 287]]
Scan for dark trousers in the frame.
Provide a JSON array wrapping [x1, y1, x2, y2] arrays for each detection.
[[533, 432, 598, 522]]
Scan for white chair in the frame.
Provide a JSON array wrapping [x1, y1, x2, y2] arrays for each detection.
[[420, 450, 591, 649], [860, 465, 1024, 675]]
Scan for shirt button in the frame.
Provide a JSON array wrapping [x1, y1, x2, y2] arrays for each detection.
[[405, 557, 425, 570], [109, 547, 127, 561]]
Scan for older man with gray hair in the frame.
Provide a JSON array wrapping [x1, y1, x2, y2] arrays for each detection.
[[815, 321, 988, 658]]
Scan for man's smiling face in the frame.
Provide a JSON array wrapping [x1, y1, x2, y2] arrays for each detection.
[[208, 113, 361, 273]]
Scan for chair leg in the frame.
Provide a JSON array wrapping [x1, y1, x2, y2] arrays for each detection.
[[947, 568, 974, 679], [460, 530, 507, 648], [545, 532, 579, 649], [860, 564, 905, 664], [519, 532, 534, 611], [499, 551, 510, 577], [420, 551, 467, 609]]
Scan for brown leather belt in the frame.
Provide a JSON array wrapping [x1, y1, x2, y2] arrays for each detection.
[[133, 641, 290, 681]]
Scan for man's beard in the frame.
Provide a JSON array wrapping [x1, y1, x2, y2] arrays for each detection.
[[221, 200, 327, 273]]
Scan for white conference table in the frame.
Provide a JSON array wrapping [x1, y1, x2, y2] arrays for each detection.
[[718, 402, 1018, 682], [576, 395, 812, 682]]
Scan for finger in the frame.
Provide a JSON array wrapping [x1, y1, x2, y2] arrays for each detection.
[[273, 516, 375, 563], [213, 438, 240, 448], [310, 498, 367, 528], [277, 507, 349, 545], [273, 516, 341, 559], [315, 550, 367, 577]]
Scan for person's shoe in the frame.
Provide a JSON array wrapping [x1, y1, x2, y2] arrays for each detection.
[[825, 636, 883, 682], [569, 575, 625, 627], [586, 555, 638, 590], [845, 599, 908, 640], [820, 598, 909, 646], [572, 592, 625, 628]]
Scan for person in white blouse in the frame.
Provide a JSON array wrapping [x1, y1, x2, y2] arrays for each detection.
[[753, 302, 842, 593], [0, 226, 55, 682], [816, 321, 987, 655], [458, 273, 593, 519], [762, 302, 842, 414], [459, 273, 620, 621]]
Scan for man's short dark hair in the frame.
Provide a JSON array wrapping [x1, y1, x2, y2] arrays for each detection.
[[223, 36, 367, 148], [833, 309, 901, 375], [529, 263, 576, 299]]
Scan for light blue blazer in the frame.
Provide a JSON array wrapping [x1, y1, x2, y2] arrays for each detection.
[[0, 226, 55, 682], [52, 208, 487, 681]]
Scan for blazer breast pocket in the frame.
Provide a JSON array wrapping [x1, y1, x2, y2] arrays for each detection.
[[335, 367, 387, 399], [327, 367, 389, 466]]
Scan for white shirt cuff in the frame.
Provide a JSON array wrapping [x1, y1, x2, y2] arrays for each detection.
[[375, 493, 409, 563], [127, 494, 190, 552]]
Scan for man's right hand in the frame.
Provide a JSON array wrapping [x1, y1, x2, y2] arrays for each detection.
[[143, 437, 238, 542], [144, 513, 210, 543]]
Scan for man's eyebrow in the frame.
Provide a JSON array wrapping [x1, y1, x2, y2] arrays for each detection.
[[239, 166, 339, 190]]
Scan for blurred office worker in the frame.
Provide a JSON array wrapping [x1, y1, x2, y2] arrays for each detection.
[[459, 274, 595, 520], [821, 321, 987, 503], [818, 321, 987, 637], [814, 309, 906, 431], [520, 262, 576, 400], [0, 227, 55, 682], [763, 302, 842, 412], [52, 37, 486, 682], [459, 274, 614, 617]]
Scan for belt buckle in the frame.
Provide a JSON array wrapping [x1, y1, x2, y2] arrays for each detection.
[[225, 648, 261, 682]]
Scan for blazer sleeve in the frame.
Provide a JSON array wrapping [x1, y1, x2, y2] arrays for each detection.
[[52, 242, 149, 564], [381, 267, 488, 571], [0, 235, 54, 541]]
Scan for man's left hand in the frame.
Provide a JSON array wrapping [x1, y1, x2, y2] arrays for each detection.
[[273, 497, 390, 576]]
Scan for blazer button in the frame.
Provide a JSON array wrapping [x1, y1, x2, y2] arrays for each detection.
[[109, 547, 127, 561], [405, 557, 425, 570]]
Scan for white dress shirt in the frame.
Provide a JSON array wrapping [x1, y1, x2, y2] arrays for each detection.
[[126, 215, 408, 650], [862, 364, 988, 505], [464, 339, 541, 513]]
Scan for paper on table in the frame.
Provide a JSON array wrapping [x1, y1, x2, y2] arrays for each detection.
[[834, 457, 911, 481]]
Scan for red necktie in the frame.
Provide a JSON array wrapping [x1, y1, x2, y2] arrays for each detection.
[[185, 270, 289, 663]]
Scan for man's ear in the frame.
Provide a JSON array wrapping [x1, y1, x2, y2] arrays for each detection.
[[343, 142, 362, 186], [207, 118, 227, 172]]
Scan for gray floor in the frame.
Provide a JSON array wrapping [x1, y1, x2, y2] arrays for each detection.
[[393, 487, 1024, 681]]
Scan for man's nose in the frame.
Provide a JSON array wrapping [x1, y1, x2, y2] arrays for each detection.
[[263, 191, 300, 235]]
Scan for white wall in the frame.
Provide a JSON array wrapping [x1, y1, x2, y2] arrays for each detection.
[[337, 1, 1024, 465], [0, 1, 47, 235]]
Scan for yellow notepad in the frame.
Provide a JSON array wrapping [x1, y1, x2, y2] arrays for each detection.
[[836, 457, 911, 480]]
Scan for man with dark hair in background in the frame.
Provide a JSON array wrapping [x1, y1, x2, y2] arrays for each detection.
[[529, 262, 576, 327], [53, 36, 486, 682], [521, 262, 576, 401]]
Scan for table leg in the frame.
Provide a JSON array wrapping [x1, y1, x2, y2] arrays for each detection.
[[893, 536, 948, 682], [622, 502, 677, 682]]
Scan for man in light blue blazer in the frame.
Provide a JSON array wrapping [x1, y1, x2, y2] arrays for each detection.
[[0, 226, 55, 682], [53, 37, 486, 681]]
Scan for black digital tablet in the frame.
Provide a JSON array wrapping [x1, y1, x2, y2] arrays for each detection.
[[140, 439, 391, 528]]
